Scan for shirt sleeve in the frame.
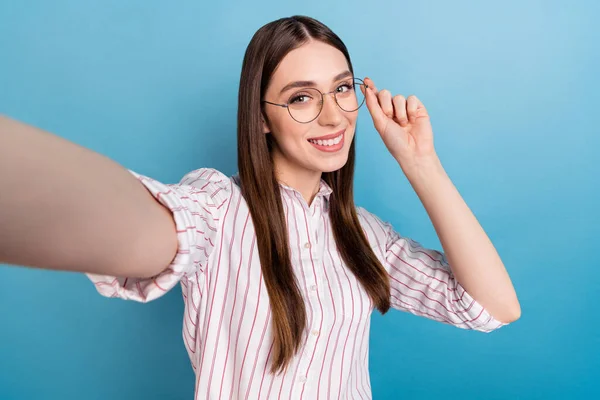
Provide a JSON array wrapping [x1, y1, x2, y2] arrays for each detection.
[[357, 207, 508, 333], [86, 167, 231, 303]]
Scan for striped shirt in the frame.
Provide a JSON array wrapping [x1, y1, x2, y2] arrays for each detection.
[[87, 167, 508, 400]]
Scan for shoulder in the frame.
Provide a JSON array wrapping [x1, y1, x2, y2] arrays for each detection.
[[177, 167, 235, 204], [355, 206, 387, 228], [355, 205, 392, 248], [179, 167, 230, 186]]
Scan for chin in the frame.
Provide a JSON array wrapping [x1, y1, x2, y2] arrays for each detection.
[[316, 155, 349, 173]]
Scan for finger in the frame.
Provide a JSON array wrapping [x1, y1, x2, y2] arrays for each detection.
[[406, 95, 419, 123], [363, 81, 388, 133], [392, 95, 408, 126], [378, 89, 394, 119], [414, 96, 430, 119], [359, 82, 369, 96], [364, 77, 379, 94]]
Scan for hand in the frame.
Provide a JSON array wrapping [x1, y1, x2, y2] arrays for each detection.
[[360, 77, 437, 172]]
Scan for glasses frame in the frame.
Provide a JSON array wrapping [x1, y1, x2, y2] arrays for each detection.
[[262, 77, 368, 124]]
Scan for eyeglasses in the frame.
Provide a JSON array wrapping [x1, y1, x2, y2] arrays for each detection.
[[262, 77, 367, 124]]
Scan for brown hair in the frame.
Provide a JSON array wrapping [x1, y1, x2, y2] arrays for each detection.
[[237, 15, 391, 375]]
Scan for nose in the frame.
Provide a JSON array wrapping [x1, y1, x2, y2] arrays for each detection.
[[317, 92, 343, 126]]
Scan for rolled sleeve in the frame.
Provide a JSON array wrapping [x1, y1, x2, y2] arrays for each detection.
[[383, 222, 507, 332], [86, 168, 230, 303], [357, 207, 507, 333]]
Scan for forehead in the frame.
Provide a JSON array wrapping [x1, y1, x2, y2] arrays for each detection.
[[269, 40, 350, 89]]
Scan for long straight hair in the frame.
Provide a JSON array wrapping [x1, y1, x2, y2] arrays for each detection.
[[237, 15, 391, 375]]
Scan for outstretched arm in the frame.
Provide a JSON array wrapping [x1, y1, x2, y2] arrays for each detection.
[[0, 115, 178, 279]]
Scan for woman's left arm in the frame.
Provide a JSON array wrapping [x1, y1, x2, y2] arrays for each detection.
[[405, 155, 521, 324], [360, 77, 521, 324]]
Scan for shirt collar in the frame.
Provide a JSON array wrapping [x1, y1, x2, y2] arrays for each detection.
[[277, 178, 333, 202], [231, 174, 333, 204]]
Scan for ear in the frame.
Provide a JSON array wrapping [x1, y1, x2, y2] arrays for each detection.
[[261, 115, 270, 134]]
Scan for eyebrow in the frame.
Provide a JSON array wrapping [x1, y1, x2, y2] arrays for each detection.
[[278, 71, 353, 95]]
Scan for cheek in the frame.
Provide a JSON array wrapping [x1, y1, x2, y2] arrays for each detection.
[[273, 117, 308, 141], [345, 114, 358, 133], [347, 111, 359, 126], [269, 117, 310, 147]]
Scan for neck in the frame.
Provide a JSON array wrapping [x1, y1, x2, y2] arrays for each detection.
[[278, 172, 321, 207], [273, 154, 321, 207]]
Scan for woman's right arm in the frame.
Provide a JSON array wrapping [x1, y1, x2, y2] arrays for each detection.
[[0, 115, 179, 279]]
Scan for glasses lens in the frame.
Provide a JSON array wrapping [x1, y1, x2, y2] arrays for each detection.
[[335, 78, 365, 112], [287, 88, 322, 123]]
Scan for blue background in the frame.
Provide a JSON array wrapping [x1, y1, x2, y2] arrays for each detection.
[[1, 0, 598, 399]]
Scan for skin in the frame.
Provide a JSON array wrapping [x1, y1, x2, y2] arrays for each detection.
[[261, 39, 521, 323], [0, 36, 520, 322], [261, 40, 358, 207]]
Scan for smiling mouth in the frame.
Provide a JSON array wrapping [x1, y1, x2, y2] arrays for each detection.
[[307, 132, 344, 146], [306, 130, 346, 153], [307, 128, 346, 146]]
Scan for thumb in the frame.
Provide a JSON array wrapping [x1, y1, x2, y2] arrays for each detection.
[[362, 78, 388, 134]]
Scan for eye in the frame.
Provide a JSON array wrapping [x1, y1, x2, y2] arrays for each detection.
[[289, 92, 313, 104], [336, 81, 354, 93]]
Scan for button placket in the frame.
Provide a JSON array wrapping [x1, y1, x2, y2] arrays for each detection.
[[304, 204, 323, 294]]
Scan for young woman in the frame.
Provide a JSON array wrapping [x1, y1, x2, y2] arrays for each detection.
[[0, 15, 520, 400]]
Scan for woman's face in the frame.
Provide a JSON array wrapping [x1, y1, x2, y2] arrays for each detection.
[[262, 40, 358, 180]]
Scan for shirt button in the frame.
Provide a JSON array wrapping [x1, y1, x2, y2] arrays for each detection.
[[311, 330, 320, 336], [304, 242, 311, 249], [310, 285, 317, 291], [299, 376, 307, 383]]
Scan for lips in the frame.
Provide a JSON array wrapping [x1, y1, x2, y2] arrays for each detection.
[[307, 128, 346, 141], [307, 130, 345, 152]]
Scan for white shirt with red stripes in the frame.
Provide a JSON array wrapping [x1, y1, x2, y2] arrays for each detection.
[[87, 167, 508, 400]]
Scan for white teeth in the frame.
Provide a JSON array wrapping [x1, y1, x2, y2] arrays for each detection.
[[309, 133, 343, 147]]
